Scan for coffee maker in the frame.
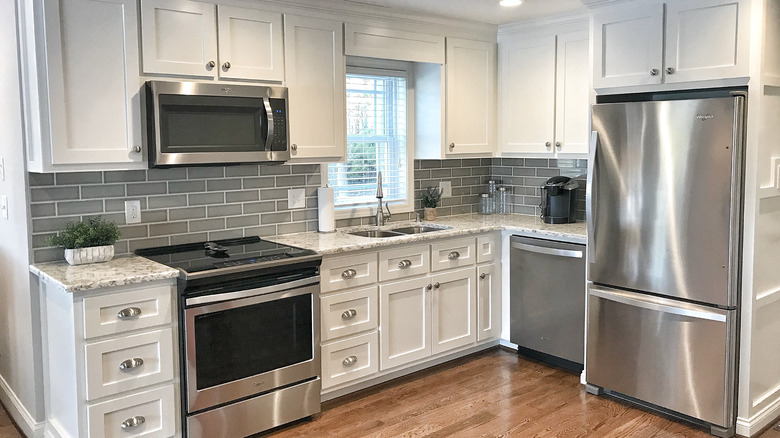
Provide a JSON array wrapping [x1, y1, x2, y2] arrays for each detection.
[[540, 176, 579, 224]]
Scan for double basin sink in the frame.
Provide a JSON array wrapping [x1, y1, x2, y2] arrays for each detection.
[[349, 225, 451, 238]]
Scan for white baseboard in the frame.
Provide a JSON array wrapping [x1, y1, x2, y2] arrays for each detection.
[[0, 373, 44, 438], [737, 396, 780, 437]]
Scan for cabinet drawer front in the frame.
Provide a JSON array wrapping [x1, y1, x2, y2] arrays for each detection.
[[87, 385, 176, 438], [321, 253, 377, 293], [430, 238, 475, 272], [84, 328, 175, 401], [476, 234, 497, 264], [83, 285, 173, 339], [378, 244, 430, 281], [321, 331, 379, 389], [321, 286, 378, 341]]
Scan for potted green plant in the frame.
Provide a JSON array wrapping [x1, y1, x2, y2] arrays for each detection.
[[48, 217, 121, 265], [422, 186, 442, 221]]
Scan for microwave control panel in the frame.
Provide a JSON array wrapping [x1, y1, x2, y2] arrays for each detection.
[[268, 98, 288, 151]]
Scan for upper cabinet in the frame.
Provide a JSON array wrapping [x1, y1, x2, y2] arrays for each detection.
[[345, 23, 445, 64], [140, 0, 284, 82], [593, 0, 748, 89], [499, 28, 589, 156], [284, 15, 346, 162]]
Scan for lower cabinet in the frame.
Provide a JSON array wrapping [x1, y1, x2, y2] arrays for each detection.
[[477, 263, 501, 341], [379, 277, 431, 370], [431, 267, 476, 355]]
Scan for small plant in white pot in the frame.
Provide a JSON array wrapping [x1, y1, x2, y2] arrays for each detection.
[[48, 217, 121, 265], [422, 186, 442, 221]]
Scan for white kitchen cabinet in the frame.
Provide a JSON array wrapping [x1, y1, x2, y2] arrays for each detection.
[[140, 0, 284, 81], [25, 0, 145, 172], [344, 23, 445, 64], [284, 15, 346, 162], [431, 267, 476, 354], [477, 263, 500, 342], [593, 0, 748, 89], [321, 332, 379, 389], [499, 30, 589, 156], [380, 277, 432, 370]]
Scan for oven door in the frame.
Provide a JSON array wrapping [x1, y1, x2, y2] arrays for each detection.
[[183, 276, 319, 413]]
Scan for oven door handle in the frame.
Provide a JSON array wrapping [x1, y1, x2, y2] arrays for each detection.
[[185, 276, 320, 307]]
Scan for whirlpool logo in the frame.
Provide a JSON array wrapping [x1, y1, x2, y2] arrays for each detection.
[[696, 113, 715, 121]]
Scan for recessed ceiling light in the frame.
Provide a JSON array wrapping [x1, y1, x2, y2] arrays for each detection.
[[500, 0, 523, 6]]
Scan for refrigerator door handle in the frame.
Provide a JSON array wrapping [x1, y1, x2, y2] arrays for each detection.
[[589, 286, 728, 322], [586, 131, 598, 262], [511, 242, 583, 259]]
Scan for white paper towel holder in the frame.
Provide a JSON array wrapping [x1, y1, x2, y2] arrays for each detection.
[[317, 185, 337, 233]]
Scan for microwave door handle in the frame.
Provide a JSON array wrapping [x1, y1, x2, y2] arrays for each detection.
[[263, 99, 274, 151]]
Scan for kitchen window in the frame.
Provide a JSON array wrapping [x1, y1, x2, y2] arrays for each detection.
[[327, 62, 414, 217]]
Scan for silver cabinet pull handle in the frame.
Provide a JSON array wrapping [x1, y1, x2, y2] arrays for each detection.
[[426, 284, 432, 290], [117, 307, 141, 319], [132, 145, 141, 153], [341, 269, 357, 279], [119, 358, 144, 371], [434, 282, 440, 289], [206, 60, 216, 69], [223, 61, 231, 70], [650, 68, 659, 76], [121, 416, 145, 429], [342, 355, 358, 367], [448, 251, 460, 260], [291, 144, 298, 151], [398, 259, 412, 269], [449, 142, 455, 149], [341, 309, 357, 320], [666, 67, 675, 74], [479, 273, 486, 280]]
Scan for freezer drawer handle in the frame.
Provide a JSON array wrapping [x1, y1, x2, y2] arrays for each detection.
[[589, 288, 727, 322], [511, 242, 583, 259]]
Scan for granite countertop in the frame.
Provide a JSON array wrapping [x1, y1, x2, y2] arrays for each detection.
[[267, 213, 586, 255], [30, 255, 180, 292]]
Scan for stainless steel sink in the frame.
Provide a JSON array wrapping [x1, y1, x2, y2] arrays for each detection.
[[391, 226, 451, 234], [348, 230, 404, 238]]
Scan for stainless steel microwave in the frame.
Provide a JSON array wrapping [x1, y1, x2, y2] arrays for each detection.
[[142, 81, 289, 168]]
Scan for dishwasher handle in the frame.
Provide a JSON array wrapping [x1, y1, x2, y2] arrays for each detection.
[[511, 241, 583, 259]]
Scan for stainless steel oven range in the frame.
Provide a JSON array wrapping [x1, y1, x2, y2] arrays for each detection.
[[137, 237, 322, 438]]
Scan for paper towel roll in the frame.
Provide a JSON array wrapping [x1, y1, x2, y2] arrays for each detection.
[[317, 187, 336, 233]]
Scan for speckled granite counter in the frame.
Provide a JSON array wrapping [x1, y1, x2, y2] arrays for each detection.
[[30, 255, 180, 292], [267, 213, 586, 255]]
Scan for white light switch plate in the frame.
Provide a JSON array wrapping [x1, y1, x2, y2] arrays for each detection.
[[439, 181, 452, 198], [288, 188, 306, 209], [125, 200, 141, 224]]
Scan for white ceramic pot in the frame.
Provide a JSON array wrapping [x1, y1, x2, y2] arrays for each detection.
[[64, 245, 115, 265]]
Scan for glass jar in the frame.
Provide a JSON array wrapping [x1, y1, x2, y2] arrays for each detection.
[[497, 186, 510, 214], [487, 180, 500, 196], [479, 193, 494, 215]]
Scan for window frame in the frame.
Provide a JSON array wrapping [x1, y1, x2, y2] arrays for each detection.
[[323, 58, 415, 221]]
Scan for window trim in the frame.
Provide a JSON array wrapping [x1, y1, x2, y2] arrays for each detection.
[[323, 58, 415, 221]]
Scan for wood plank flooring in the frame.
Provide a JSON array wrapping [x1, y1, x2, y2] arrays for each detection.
[[1, 348, 779, 437]]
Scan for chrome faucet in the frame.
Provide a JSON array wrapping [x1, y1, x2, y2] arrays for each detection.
[[375, 171, 391, 226]]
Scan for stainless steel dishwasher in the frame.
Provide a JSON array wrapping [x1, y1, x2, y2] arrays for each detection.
[[509, 235, 586, 372]]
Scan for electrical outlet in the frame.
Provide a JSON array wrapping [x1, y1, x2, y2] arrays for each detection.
[[288, 188, 306, 209], [125, 200, 141, 224], [0, 196, 7, 220], [439, 181, 452, 198]]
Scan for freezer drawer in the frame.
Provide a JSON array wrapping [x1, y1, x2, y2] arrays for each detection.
[[586, 285, 736, 428]]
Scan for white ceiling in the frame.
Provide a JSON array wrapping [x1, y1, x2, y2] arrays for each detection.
[[338, 0, 586, 25]]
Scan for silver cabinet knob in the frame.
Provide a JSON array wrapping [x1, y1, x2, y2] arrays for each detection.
[[448, 251, 460, 260], [434, 282, 440, 289], [449, 142, 455, 149], [426, 284, 432, 290], [119, 358, 144, 371], [206, 60, 216, 69], [555, 141, 562, 151], [290, 144, 298, 151], [341, 309, 357, 320], [398, 259, 412, 269], [545, 141, 552, 148], [480, 273, 487, 280], [666, 67, 675, 74], [121, 416, 145, 429], [223, 61, 231, 70], [342, 355, 358, 367], [341, 268, 357, 279], [132, 145, 141, 153], [650, 69, 659, 76], [117, 307, 141, 319]]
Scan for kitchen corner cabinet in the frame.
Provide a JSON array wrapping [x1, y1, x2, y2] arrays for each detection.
[[499, 30, 589, 156], [140, 0, 284, 82], [284, 15, 346, 162], [24, 0, 145, 172], [593, 0, 748, 90]]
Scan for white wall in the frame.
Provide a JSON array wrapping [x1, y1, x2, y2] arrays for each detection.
[[0, 0, 44, 434]]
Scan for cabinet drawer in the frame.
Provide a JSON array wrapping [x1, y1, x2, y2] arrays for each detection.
[[476, 234, 497, 263], [83, 285, 173, 339], [321, 252, 377, 293], [321, 331, 378, 389], [84, 328, 174, 401], [378, 244, 430, 281], [430, 238, 475, 272], [321, 286, 378, 341], [87, 385, 176, 438]]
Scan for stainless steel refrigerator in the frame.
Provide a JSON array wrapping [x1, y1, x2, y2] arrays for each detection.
[[585, 93, 745, 437]]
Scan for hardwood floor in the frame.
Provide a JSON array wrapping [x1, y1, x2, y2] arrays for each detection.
[[1, 348, 779, 437]]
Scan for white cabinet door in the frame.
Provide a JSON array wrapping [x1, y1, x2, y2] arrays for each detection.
[[380, 278, 431, 370], [42, 0, 144, 167], [431, 267, 475, 355], [499, 35, 556, 155], [664, 0, 748, 83], [284, 15, 346, 162], [592, 3, 664, 89], [445, 38, 496, 156], [140, 0, 218, 77], [217, 6, 284, 82], [554, 31, 590, 155], [477, 263, 500, 342]]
